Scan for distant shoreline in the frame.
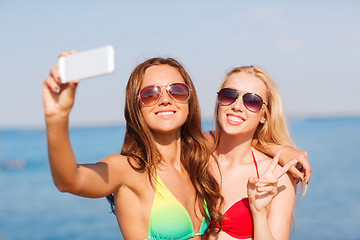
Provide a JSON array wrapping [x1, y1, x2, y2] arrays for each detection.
[[1, 115, 360, 131]]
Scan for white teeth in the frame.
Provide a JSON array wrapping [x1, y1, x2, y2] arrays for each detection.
[[157, 111, 175, 116], [228, 115, 243, 123]]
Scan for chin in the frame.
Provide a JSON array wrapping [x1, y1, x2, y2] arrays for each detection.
[[151, 122, 184, 133]]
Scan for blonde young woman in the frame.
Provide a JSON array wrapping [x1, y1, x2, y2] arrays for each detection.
[[42, 56, 223, 239], [210, 66, 302, 240]]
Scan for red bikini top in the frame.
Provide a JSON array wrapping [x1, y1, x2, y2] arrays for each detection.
[[215, 150, 259, 239]]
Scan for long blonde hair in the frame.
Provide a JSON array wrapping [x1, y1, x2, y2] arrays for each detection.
[[214, 66, 294, 149], [213, 66, 307, 197], [213, 66, 305, 229]]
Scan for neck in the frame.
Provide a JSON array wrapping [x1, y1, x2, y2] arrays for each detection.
[[216, 131, 254, 164], [152, 129, 183, 170]]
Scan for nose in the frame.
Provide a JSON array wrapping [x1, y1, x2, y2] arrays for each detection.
[[231, 95, 245, 112], [157, 87, 172, 105]]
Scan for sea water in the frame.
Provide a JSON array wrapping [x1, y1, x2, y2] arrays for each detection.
[[0, 117, 359, 240]]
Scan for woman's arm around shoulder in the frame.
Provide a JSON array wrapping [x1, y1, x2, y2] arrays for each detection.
[[252, 139, 311, 184]]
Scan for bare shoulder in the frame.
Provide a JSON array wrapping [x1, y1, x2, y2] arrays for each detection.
[[99, 154, 147, 186], [100, 154, 128, 166], [203, 131, 215, 146], [100, 154, 131, 173], [252, 149, 273, 168], [278, 170, 297, 189]]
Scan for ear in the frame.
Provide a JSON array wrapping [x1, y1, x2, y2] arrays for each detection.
[[260, 113, 266, 124]]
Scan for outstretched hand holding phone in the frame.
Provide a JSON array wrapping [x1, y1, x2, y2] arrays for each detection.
[[58, 45, 115, 83], [43, 46, 115, 119], [42, 46, 116, 194], [42, 51, 79, 120]]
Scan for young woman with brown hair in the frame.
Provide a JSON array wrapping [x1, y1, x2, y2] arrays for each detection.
[[42, 55, 223, 239]]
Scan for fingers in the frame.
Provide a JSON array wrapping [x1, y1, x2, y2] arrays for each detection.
[[248, 176, 259, 185], [44, 68, 79, 95], [58, 51, 69, 59], [250, 177, 278, 200], [247, 177, 259, 199], [46, 50, 79, 93], [279, 148, 311, 184], [288, 165, 304, 183], [258, 176, 277, 185], [44, 75, 61, 93], [247, 176, 258, 188], [275, 159, 297, 179], [297, 152, 312, 184], [50, 65, 62, 84], [57, 50, 78, 84], [265, 150, 282, 175], [256, 185, 278, 195], [58, 50, 77, 59]]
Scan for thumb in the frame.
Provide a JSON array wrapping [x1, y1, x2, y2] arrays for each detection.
[[61, 79, 79, 104], [248, 176, 259, 186], [69, 79, 79, 88], [247, 177, 259, 200], [67, 79, 80, 96]]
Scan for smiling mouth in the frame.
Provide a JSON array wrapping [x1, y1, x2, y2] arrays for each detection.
[[156, 111, 175, 116], [227, 114, 244, 124]]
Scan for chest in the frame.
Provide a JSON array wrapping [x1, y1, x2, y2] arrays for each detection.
[[148, 174, 207, 239], [223, 166, 252, 192], [156, 170, 200, 217], [114, 169, 205, 238], [220, 161, 263, 209]]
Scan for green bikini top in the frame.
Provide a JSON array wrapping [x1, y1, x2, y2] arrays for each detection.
[[146, 174, 210, 240]]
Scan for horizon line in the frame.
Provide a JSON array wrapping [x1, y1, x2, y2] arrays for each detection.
[[1, 114, 360, 131]]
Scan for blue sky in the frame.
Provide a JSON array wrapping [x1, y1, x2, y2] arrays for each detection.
[[1, 1, 359, 128]]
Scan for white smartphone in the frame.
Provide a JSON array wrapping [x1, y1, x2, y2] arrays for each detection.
[[58, 45, 115, 83]]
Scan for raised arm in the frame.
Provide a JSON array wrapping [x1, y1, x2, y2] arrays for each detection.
[[252, 139, 311, 184], [42, 53, 124, 198]]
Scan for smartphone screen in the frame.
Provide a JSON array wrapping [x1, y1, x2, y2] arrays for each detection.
[[59, 45, 115, 83]]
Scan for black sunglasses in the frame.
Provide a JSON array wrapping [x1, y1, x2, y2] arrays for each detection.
[[139, 83, 190, 106], [217, 88, 268, 112]]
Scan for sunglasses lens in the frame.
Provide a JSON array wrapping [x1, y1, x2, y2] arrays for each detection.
[[243, 93, 263, 112], [140, 86, 161, 106], [168, 83, 190, 102], [218, 88, 238, 106]]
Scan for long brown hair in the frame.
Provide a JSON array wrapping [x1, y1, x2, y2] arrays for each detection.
[[107, 57, 223, 230]]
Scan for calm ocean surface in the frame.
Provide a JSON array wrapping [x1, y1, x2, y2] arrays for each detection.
[[1, 117, 359, 240]]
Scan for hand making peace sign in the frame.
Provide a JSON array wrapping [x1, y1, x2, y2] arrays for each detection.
[[247, 151, 297, 213]]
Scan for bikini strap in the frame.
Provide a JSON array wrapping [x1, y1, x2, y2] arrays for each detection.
[[251, 150, 260, 179]]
